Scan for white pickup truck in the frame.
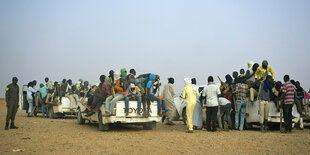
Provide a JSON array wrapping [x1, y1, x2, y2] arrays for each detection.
[[20, 85, 78, 118], [77, 100, 161, 131]]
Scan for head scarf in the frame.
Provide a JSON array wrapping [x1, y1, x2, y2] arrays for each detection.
[[262, 60, 268, 69], [225, 74, 233, 86], [120, 68, 127, 80], [168, 77, 174, 84], [114, 72, 121, 81], [40, 83, 44, 88], [149, 73, 156, 81], [105, 77, 110, 82], [184, 78, 191, 86], [253, 63, 259, 72], [248, 61, 254, 70]]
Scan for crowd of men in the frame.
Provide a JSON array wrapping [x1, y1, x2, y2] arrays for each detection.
[[182, 60, 309, 133], [4, 61, 310, 134]]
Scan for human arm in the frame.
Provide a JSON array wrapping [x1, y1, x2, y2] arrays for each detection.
[[268, 65, 275, 80]]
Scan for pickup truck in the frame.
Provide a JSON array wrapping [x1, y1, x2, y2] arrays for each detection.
[[77, 100, 161, 131]]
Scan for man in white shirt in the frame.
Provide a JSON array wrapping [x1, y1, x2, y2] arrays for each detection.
[[27, 82, 36, 117], [202, 76, 221, 132]]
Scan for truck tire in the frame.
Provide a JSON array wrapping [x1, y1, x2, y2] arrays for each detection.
[[98, 111, 109, 131], [77, 109, 85, 124], [143, 121, 156, 130], [48, 106, 56, 119], [182, 108, 187, 125]]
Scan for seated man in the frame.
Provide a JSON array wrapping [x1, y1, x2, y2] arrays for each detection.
[[147, 74, 164, 116], [65, 79, 79, 108], [104, 72, 125, 116], [124, 83, 142, 117]]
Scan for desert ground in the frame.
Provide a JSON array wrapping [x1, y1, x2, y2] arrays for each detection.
[[0, 99, 310, 155]]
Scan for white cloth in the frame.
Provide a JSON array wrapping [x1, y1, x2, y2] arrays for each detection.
[[202, 83, 221, 107], [192, 84, 199, 94], [184, 78, 191, 86], [218, 97, 231, 106], [27, 87, 36, 100], [46, 80, 53, 90]]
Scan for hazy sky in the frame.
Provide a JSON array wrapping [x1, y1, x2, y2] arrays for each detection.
[[0, 0, 309, 97]]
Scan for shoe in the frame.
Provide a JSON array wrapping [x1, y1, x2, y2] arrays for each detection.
[[260, 125, 264, 133], [10, 123, 18, 129], [186, 130, 194, 133], [165, 121, 175, 125], [81, 109, 89, 113], [137, 112, 141, 116], [103, 112, 111, 117], [85, 111, 95, 117], [4, 123, 9, 130]]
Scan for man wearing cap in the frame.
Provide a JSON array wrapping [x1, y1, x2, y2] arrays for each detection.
[[5, 77, 20, 130], [255, 60, 275, 81], [162, 78, 176, 125], [124, 83, 142, 117]]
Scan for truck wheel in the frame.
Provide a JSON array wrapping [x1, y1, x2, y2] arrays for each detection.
[[98, 111, 109, 131], [48, 106, 56, 119], [143, 121, 156, 130], [182, 108, 187, 125], [77, 109, 85, 124]]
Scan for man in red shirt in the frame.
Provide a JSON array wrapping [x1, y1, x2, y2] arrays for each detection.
[[282, 75, 296, 133]]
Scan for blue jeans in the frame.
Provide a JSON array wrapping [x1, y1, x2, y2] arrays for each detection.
[[105, 94, 124, 113], [42, 103, 46, 117], [150, 94, 165, 113], [124, 96, 142, 113], [235, 100, 247, 130]]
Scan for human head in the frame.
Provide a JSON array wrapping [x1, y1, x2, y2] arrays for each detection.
[[262, 60, 268, 69], [253, 63, 259, 72], [67, 79, 72, 85], [45, 77, 49, 83], [27, 82, 32, 87], [40, 83, 44, 88], [120, 68, 127, 79], [114, 72, 121, 81], [290, 80, 296, 86], [149, 74, 156, 81], [129, 69, 136, 75], [105, 77, 110, 82], [99, 75, 106, 83], [184, 78, 191, 86], [191, 78, 196, 85], [295, 81, 300, 88], [168, 78, 174, 84], [266, 75, 273, 84], [208, 76, 214, 83], [129, 83, 136, 91], [12, 77, 18, 85], [248, 61, 254, 69], [62, 79, 66, 84], [54, 81, 58, 86], [225, 74, 233, 85], [232, 72, 238, 79], [240, 69, 245, 74], [32, 80, 37, 86], [84, 81, 89, 86]]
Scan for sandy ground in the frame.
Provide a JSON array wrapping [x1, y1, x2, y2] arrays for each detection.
[[0, 99, 310, 155]]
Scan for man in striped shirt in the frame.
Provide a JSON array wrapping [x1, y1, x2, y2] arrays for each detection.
[[282, 75, 296, 133]]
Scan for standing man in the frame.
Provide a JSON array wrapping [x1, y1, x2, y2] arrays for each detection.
[[234, 78, 249, 131], [162, 77, 176, 125], [182, 78, 198, 133], [282, 75, 296, 133], [192, 78, 203, 129], [5, 77, 20, 130], [258, 75, 274, 132], [202, 76, 221, 132]]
